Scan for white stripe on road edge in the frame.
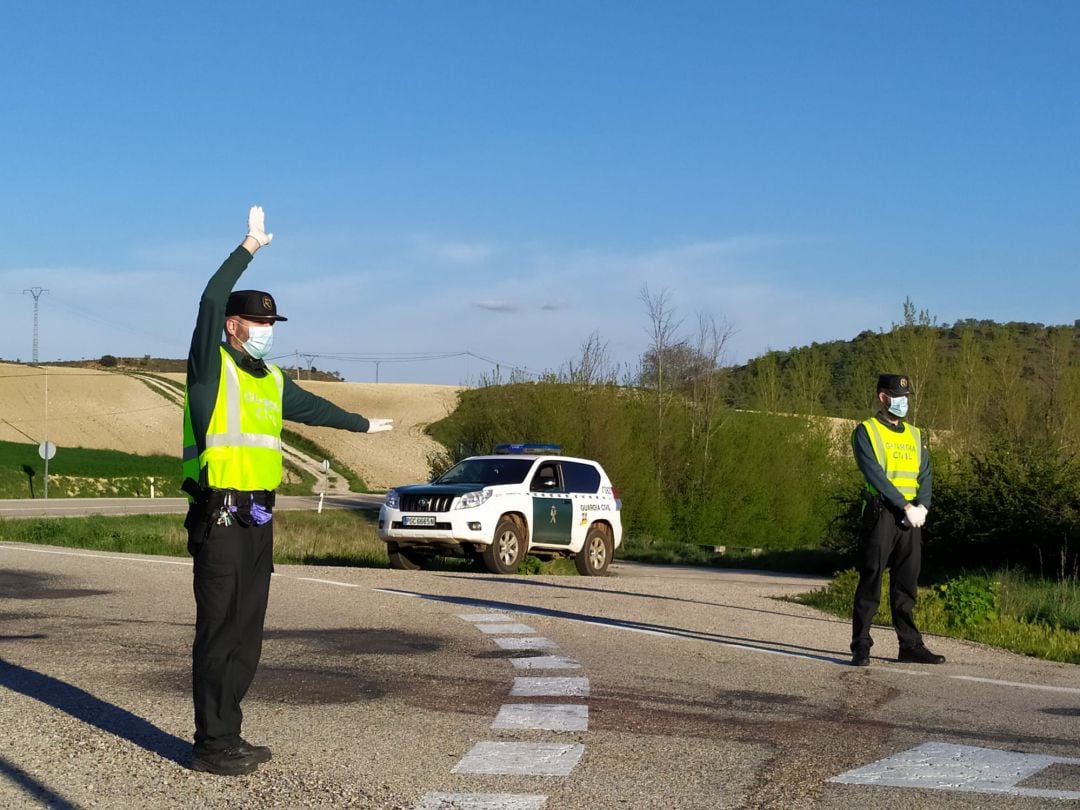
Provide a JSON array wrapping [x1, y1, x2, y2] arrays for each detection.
[[493, 704, 588, 732], [831, 741, 1080, 801], [0, 544, 193, 567], [475, 623, 537, 635], [512, 677, 590, 698], [493, 637, 558, 650], [453, 742, 585, 776], [458, 613, 515, 623], [510, 656, 581, 670], [414, 792, 546, 809], [290, 576, 361, 588]]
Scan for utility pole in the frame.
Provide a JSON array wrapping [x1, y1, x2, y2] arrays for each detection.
[[22, 287, 49, 364]]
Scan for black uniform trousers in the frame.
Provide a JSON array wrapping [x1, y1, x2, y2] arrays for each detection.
[[851, 500, 924, 652], [187, 511, 274, 752]]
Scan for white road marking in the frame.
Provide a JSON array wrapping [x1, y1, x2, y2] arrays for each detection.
[[0, 544, 192, 567], [511, 677, 590, 698], [493, 704, 588, 732], [458, 613, 515, 623], [291, 576, 361, 588], [453, 742, 585, 776], [414, 793, 546, 810], [475, 623, 537, 635], [510, 656, 581, 670], [492, 637, 558, 650], [831, 741, 1080, 800]]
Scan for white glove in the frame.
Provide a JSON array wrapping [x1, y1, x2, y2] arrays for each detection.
[[906, 504, 928, 528], [247, 205, 274, 247], [367, 418, 394, 433]]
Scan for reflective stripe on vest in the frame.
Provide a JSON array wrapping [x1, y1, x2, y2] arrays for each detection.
[[862, 418, 922, 501], [182, 348, 284, 491]]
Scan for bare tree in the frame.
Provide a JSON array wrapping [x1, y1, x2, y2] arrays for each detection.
[[640, 284, 684, 485], [564, 330, 614, 388]]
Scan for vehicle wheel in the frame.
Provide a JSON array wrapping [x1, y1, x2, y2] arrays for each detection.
[[387, 542, 427, 570], [483, 518, 526, 574], [575, 525, 613, 576]]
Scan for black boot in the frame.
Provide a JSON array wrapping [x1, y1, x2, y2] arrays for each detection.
[[191, 745, 261, 776], [897, 645, 945, 664]]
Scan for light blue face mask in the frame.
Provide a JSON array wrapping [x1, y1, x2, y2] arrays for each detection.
[[243, 325, 274, 360], [887, 395, 909, 418]]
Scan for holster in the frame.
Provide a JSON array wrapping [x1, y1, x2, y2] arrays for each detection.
[[182, 478, 275, 529]]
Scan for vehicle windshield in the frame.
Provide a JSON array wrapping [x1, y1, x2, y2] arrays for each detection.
[[435, 458, 534, 486]]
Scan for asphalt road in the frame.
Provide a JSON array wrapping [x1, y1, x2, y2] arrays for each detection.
[[0, 494, 384, 518], [0, 542, 1077, 809]]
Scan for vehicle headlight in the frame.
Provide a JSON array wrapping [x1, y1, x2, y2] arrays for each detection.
[[454, 488, 492, 510], [384, 490, 400, 510]]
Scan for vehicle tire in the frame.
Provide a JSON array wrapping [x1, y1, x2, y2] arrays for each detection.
[[575, 524, 613, 576], [387, 541, 427, 570], [483, 518, 526, 575]]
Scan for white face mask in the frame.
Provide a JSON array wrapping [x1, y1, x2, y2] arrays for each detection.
[[887, 395, 909, 418], [242, 324, 274, 359]]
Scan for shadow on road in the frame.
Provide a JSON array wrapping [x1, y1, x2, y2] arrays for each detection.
[[0, 659, 189, 766], [437, 573, 848, 627], [0, 755, 79, 810], [375, 588, 851, 665]]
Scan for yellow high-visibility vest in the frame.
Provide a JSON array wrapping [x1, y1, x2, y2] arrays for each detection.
[[183, 348, 284, 491], [861, 418, 922, 501]]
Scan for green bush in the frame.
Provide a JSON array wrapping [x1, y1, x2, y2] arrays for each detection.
[[934, 574, 998, 629]]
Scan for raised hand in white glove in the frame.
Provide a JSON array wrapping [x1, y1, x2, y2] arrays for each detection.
[[247, 205, 274, 247], [367, 418, 394, 433]]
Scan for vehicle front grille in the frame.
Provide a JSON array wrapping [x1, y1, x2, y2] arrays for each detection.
[[400, 493, 455, 513]]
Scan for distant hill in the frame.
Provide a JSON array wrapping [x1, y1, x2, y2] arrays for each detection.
[[723, 318, 1080, 424]]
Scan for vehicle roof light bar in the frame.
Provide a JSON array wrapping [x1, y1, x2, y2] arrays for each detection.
[[493, 443, 562, 455]]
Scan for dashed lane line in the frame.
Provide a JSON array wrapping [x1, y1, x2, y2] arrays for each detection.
[[492, 704, 588, 732], [457, 613, 515, 623], [510, 677, 590, 698], [492, 637, 559, 650], [509, 656, 581, 670], [452, 742, 585, 776], [414, 792, 547, 809], [474, 623, 538, 635]]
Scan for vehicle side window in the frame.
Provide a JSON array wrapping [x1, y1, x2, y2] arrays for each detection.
[[562, 462, 600, 494], [529, 463, 563, 493]]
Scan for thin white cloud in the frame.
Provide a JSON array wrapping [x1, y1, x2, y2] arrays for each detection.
[[473, 300, 518, 313]]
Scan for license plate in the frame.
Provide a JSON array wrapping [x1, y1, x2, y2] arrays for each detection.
[[402, 515, 436, 527]]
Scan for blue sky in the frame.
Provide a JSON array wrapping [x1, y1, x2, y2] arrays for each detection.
[[2, 2, 1078, 384]]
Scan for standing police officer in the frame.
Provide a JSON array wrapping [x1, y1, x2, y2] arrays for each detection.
[[850, 374, 945, 667], [183, 206, 393, 775]]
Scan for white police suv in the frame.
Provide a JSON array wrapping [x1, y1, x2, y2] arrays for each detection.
[[378, 444, 622, 576]]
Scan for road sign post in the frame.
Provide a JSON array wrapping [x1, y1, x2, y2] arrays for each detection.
[[38, 440, 56, 500]]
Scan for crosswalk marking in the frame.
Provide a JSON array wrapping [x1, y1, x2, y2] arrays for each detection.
[[492, 704, 588, 732], [453, 742, 585, 776]]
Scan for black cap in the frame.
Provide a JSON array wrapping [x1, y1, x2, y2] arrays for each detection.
[[877, 374, 911, 396], [225, 290, 288, 322]]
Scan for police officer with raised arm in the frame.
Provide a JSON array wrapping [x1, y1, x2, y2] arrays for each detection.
[[182, 206, 393, 775], [850, 374, 945, 668]]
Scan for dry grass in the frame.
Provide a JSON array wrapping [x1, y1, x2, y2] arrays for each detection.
[[2, 363, 460, 490]]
